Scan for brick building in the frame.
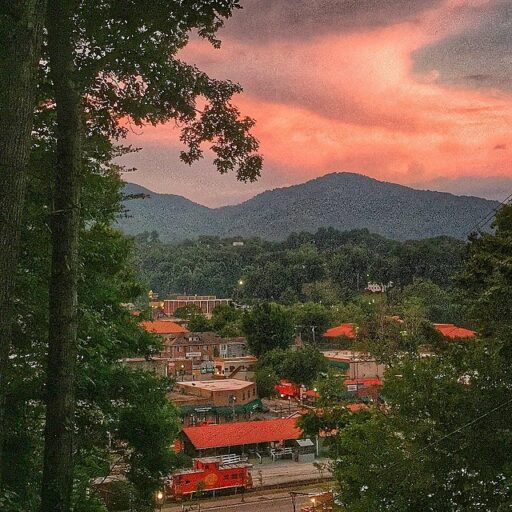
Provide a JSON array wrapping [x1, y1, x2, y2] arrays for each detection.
[[161, 332, 248, 367], [175, 379, 257, 407], [163, 295, 231, 317]]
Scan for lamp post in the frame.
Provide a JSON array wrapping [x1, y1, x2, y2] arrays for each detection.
[[155, 489, 165, 511], [230, 394, 237, 419], [180, 364, 185, 382]]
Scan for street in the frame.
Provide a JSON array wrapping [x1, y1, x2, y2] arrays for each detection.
[[162, 486, 327, 512]]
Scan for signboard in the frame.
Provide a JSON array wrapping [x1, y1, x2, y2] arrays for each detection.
[[186, 352, 202, 358]]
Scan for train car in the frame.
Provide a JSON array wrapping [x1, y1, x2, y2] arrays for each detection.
[[167, 457, 252, 500]]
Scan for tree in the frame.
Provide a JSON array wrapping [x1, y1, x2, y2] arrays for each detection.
[[39, 2, 262, 510], [174, 304, 203, 321], [456, 205, 512, 339], [0, 0, 46, 477], [324, 206, 512, 510], [2, 153, 182, 510], [280, 345, 328, 387], [257, 345, 327, 388], [242, 303, 294, 356], [254, 368, 279, 399], [188, 314, 212, 333], [290, 302, 333, 344]]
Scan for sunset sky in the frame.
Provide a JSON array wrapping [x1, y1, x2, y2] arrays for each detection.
[[121, 0, 512, 207]]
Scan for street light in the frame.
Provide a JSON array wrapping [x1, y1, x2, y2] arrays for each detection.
[[155, 489, 165, 511], [230, 395, 237, 419], [180, 364, 185, 382]]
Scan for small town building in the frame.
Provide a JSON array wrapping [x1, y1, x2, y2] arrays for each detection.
[[163, 295, 232, 317], [214, 356, 257, 380], [181, 417, 303, 456], [322, 350, 386, 380], [161, 332, 248, 368], [219, 337, 248, 358], [175, 379, 257, 407], [120, 357, 171, 377], [170, 379, 262, 425]]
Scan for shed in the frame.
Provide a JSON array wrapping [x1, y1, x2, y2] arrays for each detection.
[[293, 438, 315, 463]]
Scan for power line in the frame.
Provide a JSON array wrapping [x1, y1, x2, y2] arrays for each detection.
[[384, 396, 512, 474], [465, 190, 512, 236]]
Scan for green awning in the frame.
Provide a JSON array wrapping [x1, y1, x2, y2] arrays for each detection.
[[328, 360, 350, 370]]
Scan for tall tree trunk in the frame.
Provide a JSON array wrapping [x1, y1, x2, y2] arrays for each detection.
[[40, 1, 81, 510], [0, 0, 46, 481]]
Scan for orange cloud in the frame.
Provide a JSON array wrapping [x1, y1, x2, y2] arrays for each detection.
[[122, 0, 512, 202]]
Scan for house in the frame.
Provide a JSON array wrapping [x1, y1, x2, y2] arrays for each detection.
[[181, 417, 303, 456], [366, 281, 393, 293]]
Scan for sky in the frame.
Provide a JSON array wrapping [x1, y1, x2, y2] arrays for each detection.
[[120, 0, 512, 207]]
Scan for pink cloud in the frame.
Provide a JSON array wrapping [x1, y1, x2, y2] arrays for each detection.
[[121, 0, 512, 203]]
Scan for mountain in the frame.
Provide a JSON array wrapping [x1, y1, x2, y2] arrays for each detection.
[[118, 173, 500, 242]]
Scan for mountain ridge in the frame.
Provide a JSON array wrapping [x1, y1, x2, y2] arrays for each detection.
[[118, 172, 499, 242]]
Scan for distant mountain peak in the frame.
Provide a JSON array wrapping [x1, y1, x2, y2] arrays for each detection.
[[118, 173, 498, 242]]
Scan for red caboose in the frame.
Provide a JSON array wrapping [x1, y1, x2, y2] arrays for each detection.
[[167, 457, 252, 499]]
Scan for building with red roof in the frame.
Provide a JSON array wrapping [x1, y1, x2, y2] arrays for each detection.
[[140, 320, 189, 335], [323, 323, 357, 339], [434, 323, 476, 339], [181, 418, 302, 455]]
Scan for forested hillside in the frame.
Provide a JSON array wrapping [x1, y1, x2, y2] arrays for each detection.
[[133, 228, 466, 305], [119, 173, 499, 242]]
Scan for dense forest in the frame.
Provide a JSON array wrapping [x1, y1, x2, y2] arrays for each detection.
[[133, 228, 466, 306]]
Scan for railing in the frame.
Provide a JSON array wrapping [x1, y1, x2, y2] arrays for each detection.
[[270, 447, 293, 461]]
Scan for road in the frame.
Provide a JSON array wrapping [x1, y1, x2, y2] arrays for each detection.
[[162, 486, 327, 512]]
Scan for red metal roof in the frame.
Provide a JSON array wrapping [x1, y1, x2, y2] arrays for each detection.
[[140, 320, 188, 335], [182, 418, 302, 449], [434, 323, 476, 339], [323, 323, 357, 339]]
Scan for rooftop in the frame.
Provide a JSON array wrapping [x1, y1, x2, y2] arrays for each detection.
[[177, 379, 254, 392], [140, 320, 189, 335], [182, 418, 302, 449], [434, 323, 476, 339], [323, 323, 357, 339]]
